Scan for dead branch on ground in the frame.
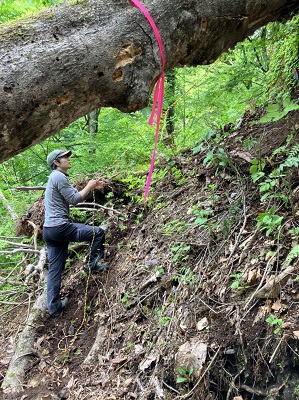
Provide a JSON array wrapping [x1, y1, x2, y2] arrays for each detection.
[[1, 284, 47, 394]]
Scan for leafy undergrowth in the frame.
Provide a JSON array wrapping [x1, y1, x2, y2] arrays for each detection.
[[1, 108, 299, 400]]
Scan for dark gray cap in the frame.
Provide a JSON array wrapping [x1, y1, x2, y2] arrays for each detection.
[[46, 149, 72, 166]]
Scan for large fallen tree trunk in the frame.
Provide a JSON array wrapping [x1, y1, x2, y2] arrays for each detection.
[[0, 0, 298, 162]]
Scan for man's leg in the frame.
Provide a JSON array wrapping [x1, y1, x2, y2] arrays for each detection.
[[43, 223, 80, 315], [46, 241, 69, 315], [73, 223, 105, 269]]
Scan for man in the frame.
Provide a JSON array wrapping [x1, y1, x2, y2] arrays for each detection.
[[43, 149, 106, 317]]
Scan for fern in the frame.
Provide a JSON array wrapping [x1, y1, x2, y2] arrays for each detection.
[[272, 134, 293, 156], [278, 143, 299, 171], [286, 245, 299, 266], [287, 143, 299, 158]]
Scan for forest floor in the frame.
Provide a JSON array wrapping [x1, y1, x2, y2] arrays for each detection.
[[1, 104, 299, 400]]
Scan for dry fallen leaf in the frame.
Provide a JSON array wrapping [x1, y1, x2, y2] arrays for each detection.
[[34, 336, 45, 351], [247, 269, 255, 283], [111, 356, 127, 364], [175, 339, 207, 378], [66, 375, 75, 389], [253, 306, 267, 325], [265, 300, 272, 313], [271, 299, 281, 311], [293, 331, 299, 339], [62, 366, 69, 378], [219, 257, 227, 263], [27, 378, 39, 388], [139, 354, 157, 372], [196, 317, 209, 331], [179, 322, 188, 333], [247, 268, 261, 283], [127, 393, 137, 399], [38, 360, 47, 371], [123, 378, 133, 387], [134, 344, 143, 354]]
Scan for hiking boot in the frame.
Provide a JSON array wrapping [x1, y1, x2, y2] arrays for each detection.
[[84, 251, 104, 266], [50, 297, 68, 318], [84, 262, 107, 274], [93, 262, 107, 273]]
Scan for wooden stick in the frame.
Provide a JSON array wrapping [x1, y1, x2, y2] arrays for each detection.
[[71, 202, 123, 215], [12, 249, 40, 255], [13, 186, 46, 191]]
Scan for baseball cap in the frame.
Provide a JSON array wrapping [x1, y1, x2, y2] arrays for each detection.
[[46, 149, 72, 166]]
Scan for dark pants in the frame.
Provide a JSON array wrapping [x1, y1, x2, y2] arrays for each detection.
[[43, 222, 105, 316]]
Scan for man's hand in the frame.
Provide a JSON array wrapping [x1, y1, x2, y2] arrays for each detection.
[[86, 179, 104, 191], [80, 179, 104, 200], [94, 179, 104, 191]]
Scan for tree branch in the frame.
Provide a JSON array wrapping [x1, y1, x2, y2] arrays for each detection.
[[13, 186, 46, 191]]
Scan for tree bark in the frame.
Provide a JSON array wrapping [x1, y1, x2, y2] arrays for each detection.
[[0, 0, 298, 162]]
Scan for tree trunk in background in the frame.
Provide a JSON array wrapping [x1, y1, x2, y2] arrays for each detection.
[[87, 109, 100, 155], [164, 69, 176, 149], [0, 189, 18, 220], [0, 0, 298, 162]]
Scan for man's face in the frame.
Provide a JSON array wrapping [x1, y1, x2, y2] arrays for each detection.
[[56, 155, 71, 171]]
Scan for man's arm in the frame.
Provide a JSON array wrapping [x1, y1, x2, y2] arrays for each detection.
[[57, 173, 103, 204]]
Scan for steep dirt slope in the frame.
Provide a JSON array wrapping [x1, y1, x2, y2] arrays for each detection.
[[1, 107, 299, 400]]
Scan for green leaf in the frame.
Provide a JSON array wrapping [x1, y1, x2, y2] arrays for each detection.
[[177, 366, 186, 375], [230, 281, 239, 289], [251, 171, 265, 182], [266, 104, 280, 113], [282, 97, 299, 113], [176, 377, 187, 383], [194, 217, 208, 225], [266, 314, 275, 324]]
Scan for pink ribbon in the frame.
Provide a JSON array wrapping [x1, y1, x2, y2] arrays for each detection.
[[129, 0, 165, 202]]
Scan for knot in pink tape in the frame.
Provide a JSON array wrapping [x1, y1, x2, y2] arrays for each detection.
[[129, 0, 165, 202]]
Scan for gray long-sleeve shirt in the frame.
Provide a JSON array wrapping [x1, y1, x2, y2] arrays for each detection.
[[43, 169, 83, 227]]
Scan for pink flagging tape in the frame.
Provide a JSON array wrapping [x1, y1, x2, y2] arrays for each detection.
[[129, 0, 165, 202], [144, 72, 165, 200]]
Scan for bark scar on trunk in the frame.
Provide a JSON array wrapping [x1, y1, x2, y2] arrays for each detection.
[[114, 42, 142, 69], [56, 94, 70, 106], [112, 70, 123, 81]]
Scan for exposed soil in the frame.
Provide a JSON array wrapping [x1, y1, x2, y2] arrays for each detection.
[[1, 105, 299, 400]]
